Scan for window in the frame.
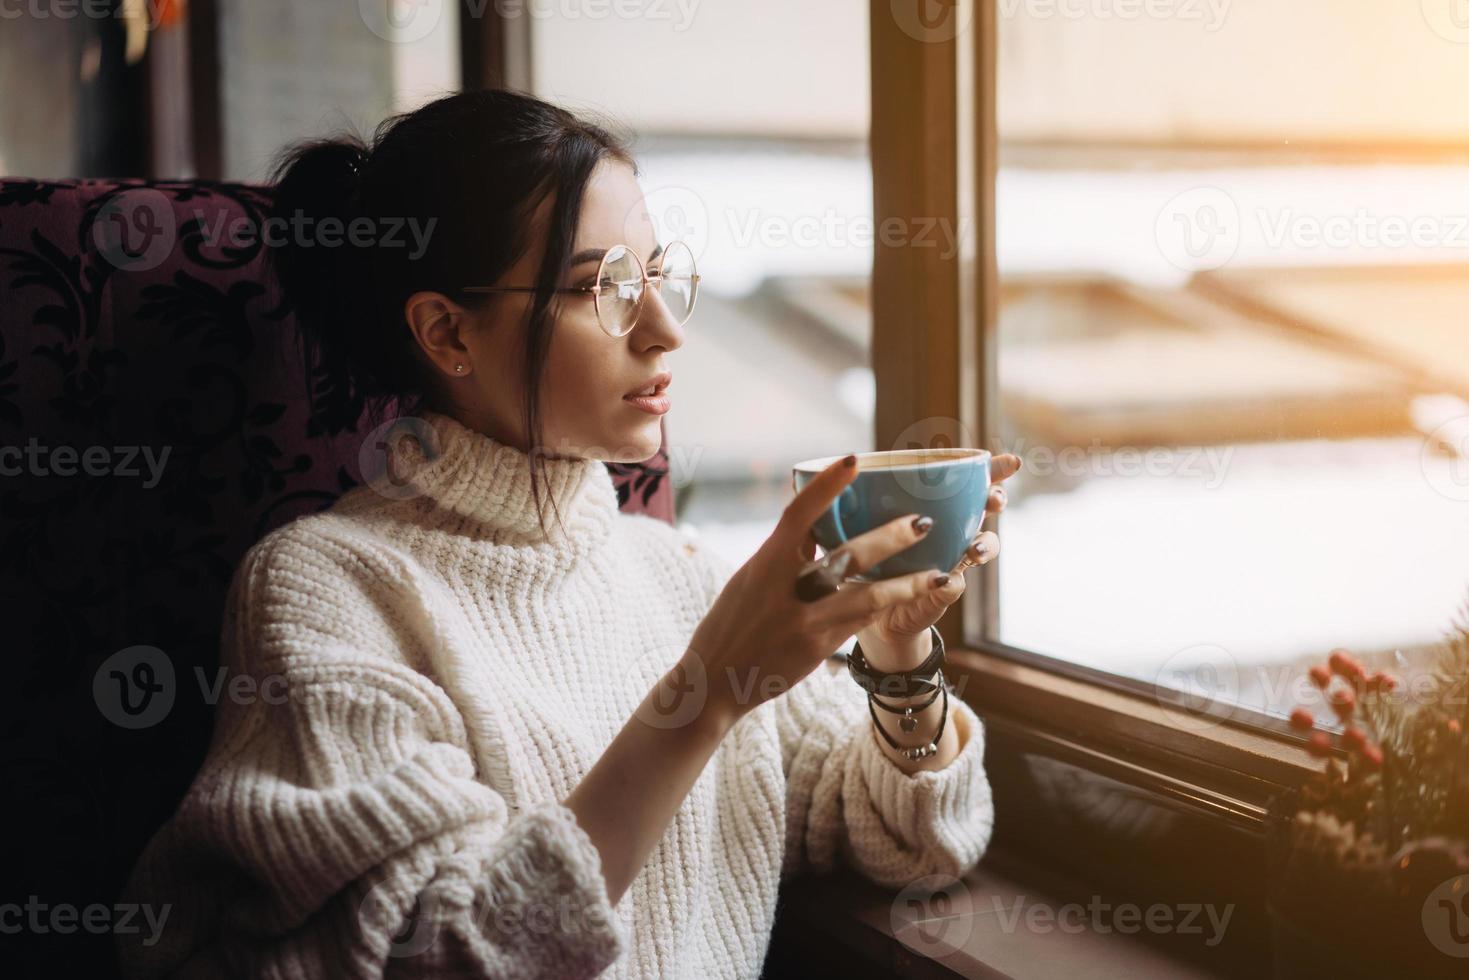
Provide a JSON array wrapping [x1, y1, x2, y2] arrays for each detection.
[[988, 1, 1469, 731], [216, 0, 460, 180], [0, 17, 80, 176], [527, 1, 874, 598]]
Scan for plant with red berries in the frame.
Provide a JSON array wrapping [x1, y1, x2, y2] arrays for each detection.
[[1284, 636, 1467, 850], [1268, 613, 1469, 978]]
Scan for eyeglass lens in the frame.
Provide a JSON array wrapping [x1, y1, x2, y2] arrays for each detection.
[[595, 242, 699, 336]]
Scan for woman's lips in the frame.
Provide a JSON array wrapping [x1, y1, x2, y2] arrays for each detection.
[[623, 391, 671, 415]]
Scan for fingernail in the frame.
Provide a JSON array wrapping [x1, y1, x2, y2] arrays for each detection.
[[973, 540, 989, 558], [932, 573, 950, 588], [912, 515, 933, 534], [842, 454, 857, 468]]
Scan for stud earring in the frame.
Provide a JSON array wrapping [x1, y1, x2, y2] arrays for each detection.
[[455, 364, 464, 373]]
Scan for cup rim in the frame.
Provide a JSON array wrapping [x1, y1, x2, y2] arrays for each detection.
[[792, 447, 991, 474]]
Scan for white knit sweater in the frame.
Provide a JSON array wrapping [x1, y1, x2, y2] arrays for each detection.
[[118, 409, 994, 979]]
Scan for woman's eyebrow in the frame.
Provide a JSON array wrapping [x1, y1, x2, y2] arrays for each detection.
[[568, 244, 666, 266]]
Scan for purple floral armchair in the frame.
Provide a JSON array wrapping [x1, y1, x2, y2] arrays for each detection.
[[0, 178, 672, 975]]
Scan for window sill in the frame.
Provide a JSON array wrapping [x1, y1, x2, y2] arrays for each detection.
[[768, 853, 1241, 979], [947, 643, 1314, 824]]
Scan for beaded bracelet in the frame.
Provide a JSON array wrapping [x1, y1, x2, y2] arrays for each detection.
[[868, 679, 949, 761], [845, 626, 951, 761], [868, 672, 945, 733]]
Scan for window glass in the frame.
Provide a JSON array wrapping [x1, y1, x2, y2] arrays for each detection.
[[532, 1, 874, 579], [218, 0, 460, 179], [995, 1, 1469, 724]]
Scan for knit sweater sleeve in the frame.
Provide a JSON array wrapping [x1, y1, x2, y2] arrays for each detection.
[[117, 523, 627, 980], [680, 532, 994, 888], [771, 659, 994, 886]]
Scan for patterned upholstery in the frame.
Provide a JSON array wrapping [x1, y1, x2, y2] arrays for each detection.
[[0, 178, 673, 974]]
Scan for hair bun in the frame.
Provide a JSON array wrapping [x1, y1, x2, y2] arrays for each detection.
[[267, 137, 373, 398], [344, 147, 365, 175]]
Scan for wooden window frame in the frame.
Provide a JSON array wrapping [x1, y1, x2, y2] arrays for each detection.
[[869, 0, 1315, 837], [182, 0, 520, 180], [460, 0, 533, 93]]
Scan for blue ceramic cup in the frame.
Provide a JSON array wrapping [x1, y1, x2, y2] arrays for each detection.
[[791, 448, 992, 581]]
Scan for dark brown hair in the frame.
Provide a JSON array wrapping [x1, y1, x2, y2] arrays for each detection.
[[269, 89, 634, 528]]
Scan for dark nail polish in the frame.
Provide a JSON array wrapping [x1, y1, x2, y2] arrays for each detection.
[[912, 515, 933, 534], [842, 454, 857, 468], [933, 573, 950, 588]]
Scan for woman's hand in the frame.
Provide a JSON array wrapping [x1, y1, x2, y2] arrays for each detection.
[[686, 454, 967, 731], [851, 454, 1022, 671]]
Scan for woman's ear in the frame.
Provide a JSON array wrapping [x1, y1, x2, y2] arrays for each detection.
[[404, 291, 473, 379]]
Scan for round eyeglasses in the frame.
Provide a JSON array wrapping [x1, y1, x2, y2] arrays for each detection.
[[462, 241, 700, 338]]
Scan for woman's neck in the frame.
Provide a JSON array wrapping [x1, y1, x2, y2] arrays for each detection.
[[380, 408, 618, 545]]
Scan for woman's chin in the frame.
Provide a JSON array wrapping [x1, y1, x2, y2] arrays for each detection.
[[558, 424, 662, 464], [610, 418, 665, 463], [613, 435, 663, 464]]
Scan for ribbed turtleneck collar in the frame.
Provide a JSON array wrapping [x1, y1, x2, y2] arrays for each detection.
[[387, 409, 620, 544]]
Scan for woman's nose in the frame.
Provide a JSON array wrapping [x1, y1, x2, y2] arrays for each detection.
[[629, 284, 686, 352]]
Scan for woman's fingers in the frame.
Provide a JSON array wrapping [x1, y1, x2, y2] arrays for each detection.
[[991, 453, 1022, 484], [985, 484, 1007, 517], [951, 530, 1000, 574], [808, 566, 949, 631], [778, 455, 857, 555], [818, 512, 931, 580]]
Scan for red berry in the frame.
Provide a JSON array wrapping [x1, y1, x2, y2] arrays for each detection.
[[1289, 708, 1315, 731], [1329, 650, 1365, 680], [1342, 727, 1367, 750], [1309, 665, 1332, 689], [1360, 744, 1384, 769], [1306, 732, 1333, 758], [1330, 687, 1356, 720]]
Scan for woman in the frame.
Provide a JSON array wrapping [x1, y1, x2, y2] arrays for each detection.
[[118, 90, 1016, 979]]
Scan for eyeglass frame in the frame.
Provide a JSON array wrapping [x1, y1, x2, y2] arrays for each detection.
[[459, 241, 700, 338]]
